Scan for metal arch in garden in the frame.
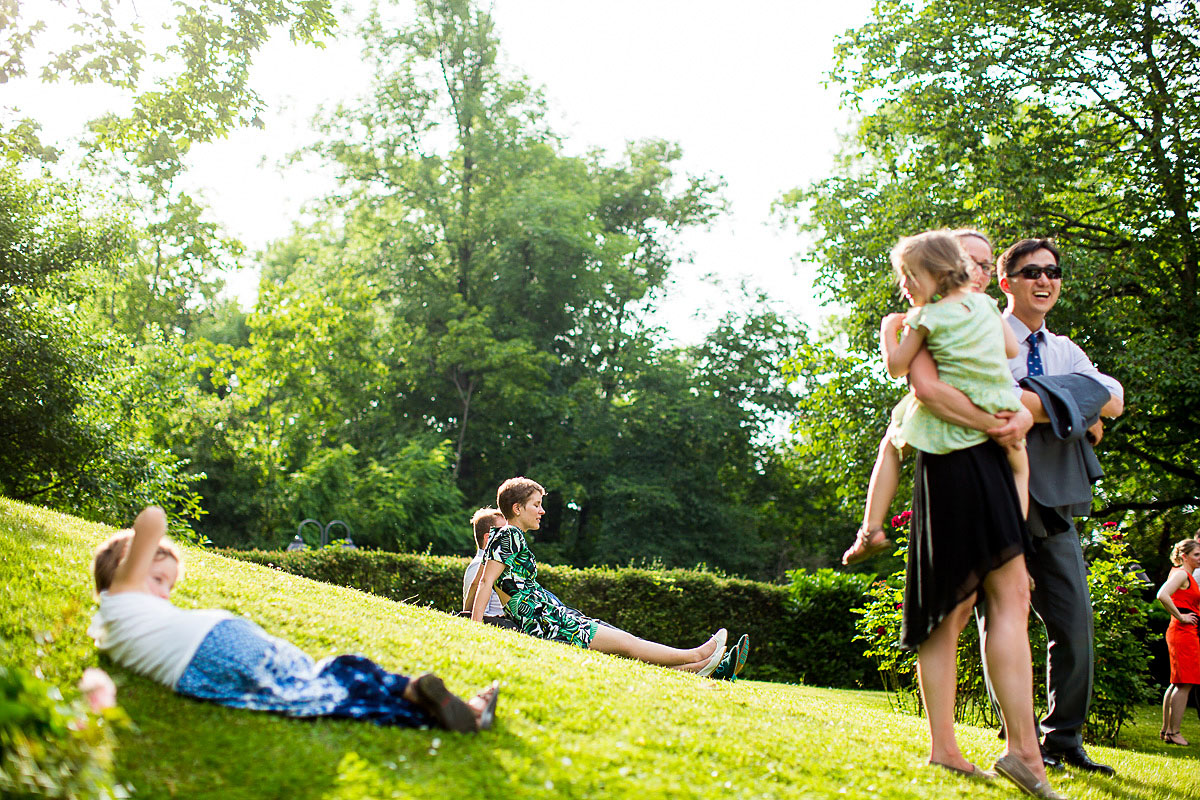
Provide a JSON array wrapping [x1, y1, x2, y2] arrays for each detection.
[[285, 518, 357, 550]]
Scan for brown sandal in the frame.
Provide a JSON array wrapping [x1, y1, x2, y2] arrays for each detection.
[[411, 673, 478, 733], [842, 526, 892, 565]]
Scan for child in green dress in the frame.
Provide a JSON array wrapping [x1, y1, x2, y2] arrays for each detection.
[[842, 229, 1029, 565]]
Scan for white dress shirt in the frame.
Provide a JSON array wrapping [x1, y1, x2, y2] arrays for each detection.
[[1004, 313, 1124, 401]]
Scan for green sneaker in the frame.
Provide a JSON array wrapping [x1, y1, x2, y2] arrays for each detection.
[[733, 634, 750, 677], [710, 646, 738, 680]]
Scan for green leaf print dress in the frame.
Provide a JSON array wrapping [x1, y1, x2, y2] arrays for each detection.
[[484, 525, 601, 647]]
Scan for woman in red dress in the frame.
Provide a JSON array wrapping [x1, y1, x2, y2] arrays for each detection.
[[1156, 538, 1200, 745]]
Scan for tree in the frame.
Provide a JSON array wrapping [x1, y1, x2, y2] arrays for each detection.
[[778, 0, 1200, 569], [0, 166, 201, 524]]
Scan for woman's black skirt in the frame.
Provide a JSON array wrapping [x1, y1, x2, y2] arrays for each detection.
[[899, 439, 1031, 651]]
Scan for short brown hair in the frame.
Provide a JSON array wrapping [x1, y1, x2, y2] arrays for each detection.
[[469, 507, 504, 549], [496, 477, 545, 520], [91, 530, 183, 596], [1171, 538, 1200, 567], [891, 229, 972, 297], [999, 238, 1060, 276]]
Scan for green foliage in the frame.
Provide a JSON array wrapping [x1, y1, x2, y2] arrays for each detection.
[[1084, 521, 1156, 743], [0, 166, 202, 527], [0, 666, 126, 800], [784, 568, 877, 688], [226, 547, 879, 688], [779, 0, 1200, 569], [286, 440, 465, 553]]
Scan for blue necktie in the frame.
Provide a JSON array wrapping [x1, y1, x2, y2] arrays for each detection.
[[1026, 331, 1045, 377]]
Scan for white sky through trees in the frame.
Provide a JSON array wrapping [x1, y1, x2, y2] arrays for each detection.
[[9, 0, 872, 343]]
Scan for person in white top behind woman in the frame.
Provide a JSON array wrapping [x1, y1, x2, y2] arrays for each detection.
[[462, 507, 519, 629], [89, 506, 499, 732]]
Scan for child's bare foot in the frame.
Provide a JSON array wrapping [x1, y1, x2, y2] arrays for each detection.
[[842, 526, 891, 565], [468, 681, 500, 730]]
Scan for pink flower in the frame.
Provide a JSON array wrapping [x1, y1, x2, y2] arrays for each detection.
[[1100, 521, 1118, 529], [1116, 586, 1128, 594], [894, 602, 903, 610], [78, 667, 116, 713]]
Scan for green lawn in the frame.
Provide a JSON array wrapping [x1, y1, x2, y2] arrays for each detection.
[[2, 497, 1197, 799]]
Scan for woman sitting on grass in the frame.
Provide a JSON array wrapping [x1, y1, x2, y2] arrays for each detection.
[[469, 477, 748, 678], [89, 506, 498, 733]]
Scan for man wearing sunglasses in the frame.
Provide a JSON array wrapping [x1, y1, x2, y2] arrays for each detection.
[[992, 237, 1124, 776]]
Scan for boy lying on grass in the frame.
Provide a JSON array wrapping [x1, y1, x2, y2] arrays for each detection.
[[89, 506, 498, 732]]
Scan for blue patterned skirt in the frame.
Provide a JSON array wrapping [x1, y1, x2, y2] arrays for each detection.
[[175, 618, 432, 727]]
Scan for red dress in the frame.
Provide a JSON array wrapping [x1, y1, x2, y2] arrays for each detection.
[[1166, 569, 1200, 684]]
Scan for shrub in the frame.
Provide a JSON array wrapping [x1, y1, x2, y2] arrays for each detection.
[[223, 548, 880, 688], [1084, 521, 1155, 743], [0, 665, 127, 800]]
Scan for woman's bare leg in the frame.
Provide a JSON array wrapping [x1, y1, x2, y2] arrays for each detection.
[[1162, 684, 1176, 737], [980, 556, 1047, 783], [916, 596, 975, 770], [588, 625, 720, 667], [1166, 684, 1192, 741]]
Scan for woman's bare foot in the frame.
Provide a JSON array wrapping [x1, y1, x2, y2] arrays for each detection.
[[842, 526, 891, 565]]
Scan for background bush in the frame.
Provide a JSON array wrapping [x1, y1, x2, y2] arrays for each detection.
[[224, 548, 878, 688]]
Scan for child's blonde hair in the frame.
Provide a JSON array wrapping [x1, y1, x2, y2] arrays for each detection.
[[891, 229, 973, 298], [91, 530, 184, 596]]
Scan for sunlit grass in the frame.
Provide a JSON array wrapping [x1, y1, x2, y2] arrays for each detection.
[[2, 497, 1196, 799]]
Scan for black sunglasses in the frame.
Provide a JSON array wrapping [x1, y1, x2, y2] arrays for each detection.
[[1008, 265, 1063, 281]]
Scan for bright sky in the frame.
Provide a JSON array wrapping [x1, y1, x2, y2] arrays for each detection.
[[10, 0, 874, 343]]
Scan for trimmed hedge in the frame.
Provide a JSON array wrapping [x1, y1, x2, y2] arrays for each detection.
[[221, 548, 879, 688]]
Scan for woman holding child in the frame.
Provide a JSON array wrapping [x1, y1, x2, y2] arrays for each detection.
[[844, 230, 1060, 798]]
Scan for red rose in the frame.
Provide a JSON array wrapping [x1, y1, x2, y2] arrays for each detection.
[[876, 626, 886, 635], [1116, 586, 1127, 594], [1101, 521, 1118, 529], [1112, 533, 1124, 541], [894, 602, 903, 610]]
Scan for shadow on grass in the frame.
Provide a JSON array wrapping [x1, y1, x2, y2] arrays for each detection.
[[114, 672, 512, 800]]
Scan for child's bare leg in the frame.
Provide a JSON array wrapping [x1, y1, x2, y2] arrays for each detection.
[[843, 437, 901, 564], [865, 438, 903, 531], [1005, 441, 1029, 519]]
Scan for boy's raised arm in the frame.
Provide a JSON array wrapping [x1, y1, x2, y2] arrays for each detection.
[[109, 506, 167, 594]]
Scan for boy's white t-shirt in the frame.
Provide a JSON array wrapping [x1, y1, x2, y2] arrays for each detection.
[[463, 550, 506, 617], [88, 591, 233, 688]]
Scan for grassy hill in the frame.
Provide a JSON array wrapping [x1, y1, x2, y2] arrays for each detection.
[[2, 497, 1197, 799]]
